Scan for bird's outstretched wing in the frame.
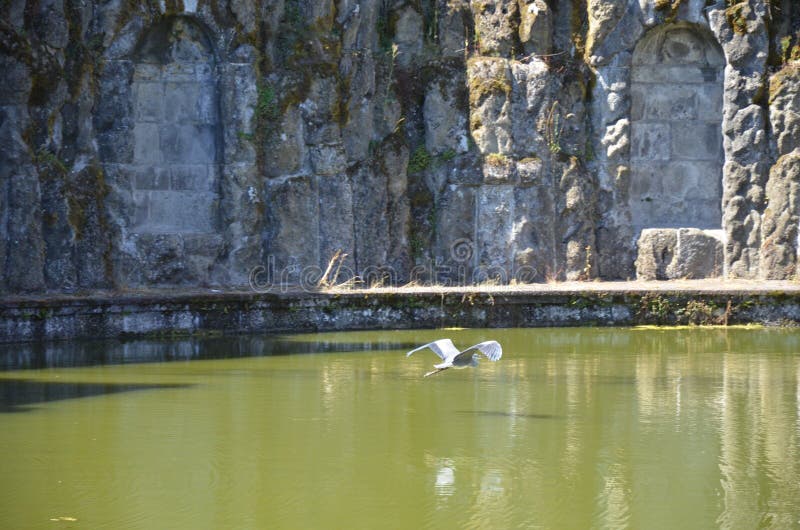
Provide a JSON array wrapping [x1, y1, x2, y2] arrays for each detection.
[[406, 339, 460, 360], [462, 341, 502, 361]]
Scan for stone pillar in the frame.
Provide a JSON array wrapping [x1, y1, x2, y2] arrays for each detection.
[[760, 67, 800, 279]]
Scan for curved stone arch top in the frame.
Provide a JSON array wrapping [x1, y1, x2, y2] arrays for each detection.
[[95, 13, 253, 286], [128, 16, 222, 234], [629, 23, 725, 234]]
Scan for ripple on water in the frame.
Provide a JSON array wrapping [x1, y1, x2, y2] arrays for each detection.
[[2, 328, 800, 528]]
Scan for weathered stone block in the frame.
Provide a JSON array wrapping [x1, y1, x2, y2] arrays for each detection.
[[394, 6, 423, 67], [661, 162, 700, 195], [666, 228, 724, 279], [265, 107, 306, 177], [586, 0, 629, 61], [194, 63, 213, 82], [171, 165, 212, 191], [672, 123, 720, 160], [726, 105, 767, 162], [318, 177, 355, 273], [630, 85, 645, 121], [483, 155, 516, 184], [132, 191, 150, 227], [134, 233, 186, 284], [769, 67, 800, 157], [162, 62, 196, 82], [641, 84, 698, 120], [629, 162, 663, 198], [264, 175, 320, 279], [687, 197, 723, 229], [468, 57, 513, 155], [697, 85, 723, 121], [133, 166, 170, 190], [302, 77, 340, 126], [183, 233, 224, 284], [424, 82, 469, 155], [133, 64, 161, 82], [0, 57, 31, 105], [341, 55, 376, 162], [668, 161, 720, 200], [146, 191, 217, 233], [518, 0, 552, 55], [636, 228, 723, 280], [445, 155, 484, 187], [512, 184, 553, 281], [219, 63, 256, 164], [164, 82, 200, 123], [760, 154, 800, 279], [631, 122, 670, 160], [632, 65, 708, 84], [635, 228, 677, 280], [159, 124, 216, 164], [517, 157, 542, 186], [476, 185, 514, 276], [94, 87, 133, 133], [438, 0, 468, 57], [133, 123, 161, 163], [310, 144, 348, 176], [471, 0, 518, 56], [509, 59, 550, 156], [434, 185, 476, 281], [134, 82, 163, 121]]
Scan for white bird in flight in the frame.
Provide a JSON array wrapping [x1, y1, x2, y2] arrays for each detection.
[[406, 339, 502, 377]]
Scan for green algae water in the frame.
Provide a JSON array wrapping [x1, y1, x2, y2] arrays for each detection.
[[1, 327, 799, 529]]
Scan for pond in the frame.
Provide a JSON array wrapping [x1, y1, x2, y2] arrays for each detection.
[[1, 327, 799, 528]]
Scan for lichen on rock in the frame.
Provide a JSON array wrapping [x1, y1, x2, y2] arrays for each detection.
[[1, 0, 798, 292]]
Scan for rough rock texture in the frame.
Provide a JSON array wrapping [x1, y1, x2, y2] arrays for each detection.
[[761, 65, 800, 279], [1, 0, 799, 293], [636, 228, 724, 280]]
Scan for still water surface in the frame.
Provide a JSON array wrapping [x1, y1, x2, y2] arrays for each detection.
[[1, 327, 800, 529]]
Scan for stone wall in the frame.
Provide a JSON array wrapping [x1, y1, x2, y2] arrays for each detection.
[[1, 0, 800, 293]]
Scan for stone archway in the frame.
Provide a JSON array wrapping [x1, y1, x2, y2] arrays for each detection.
[[629, 24, 726, 279], [129, 17, 220, 234], [630, 24, 724, 231], [96, 16, 228, 286]]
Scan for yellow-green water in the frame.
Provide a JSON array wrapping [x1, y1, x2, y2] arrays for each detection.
[[1, 327, 799, 529]]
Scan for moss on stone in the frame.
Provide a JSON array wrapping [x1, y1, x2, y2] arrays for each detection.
[[485, 152, 509, 167], [654, 0, 683, 23], [768, 65, 799, 104], [725, 1, 749, 34], [66, 165, 108, 242], [570, 0, 589, 58], [408, 146, 432, 173], [34, 148, 68, 176], [466, 57, 511, 108]]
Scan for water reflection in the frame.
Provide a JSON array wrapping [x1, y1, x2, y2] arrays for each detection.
[[453, 410, 560, 420], [434, 458, 455, 497], [0, 327, 798, 528], [0, 336, 422, 370], [0, 378, 191, 412]]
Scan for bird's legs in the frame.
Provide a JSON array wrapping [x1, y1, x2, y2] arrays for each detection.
[[424, 366, 450, 377]]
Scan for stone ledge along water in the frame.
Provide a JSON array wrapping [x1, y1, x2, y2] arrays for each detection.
[[2, 281, 800, 343]]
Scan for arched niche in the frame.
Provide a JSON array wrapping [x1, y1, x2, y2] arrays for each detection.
[[129, 16, 220, 234], [629, 24, 725, 234]]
